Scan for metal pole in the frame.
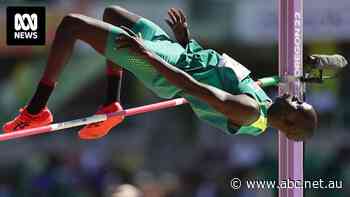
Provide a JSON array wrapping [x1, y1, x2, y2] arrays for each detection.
[[278, 0, 304, 197]]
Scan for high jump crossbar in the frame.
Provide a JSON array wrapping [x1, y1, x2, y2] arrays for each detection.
[[0, 98, 188, 142], [279, 0, 304, 197]]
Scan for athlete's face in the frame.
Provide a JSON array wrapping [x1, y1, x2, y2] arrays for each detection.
[[268, 94, 317, 141]]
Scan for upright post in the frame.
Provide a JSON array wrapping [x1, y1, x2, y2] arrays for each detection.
[[278, 0, 304, 197]]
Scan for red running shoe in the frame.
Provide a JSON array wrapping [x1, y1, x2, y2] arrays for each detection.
[[2, 107, 53, 133], [78, 102, 124, 140]]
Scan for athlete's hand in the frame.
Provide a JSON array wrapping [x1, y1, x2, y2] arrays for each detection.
[[165, 8, 190, 47], [115, 26, 148, 56]]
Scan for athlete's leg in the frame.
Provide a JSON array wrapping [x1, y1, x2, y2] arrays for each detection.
[[76, 7, 142, 140], [27, 14, 115, 115], [2, 14, 123, 133], [103, 6, 140, 30], [102, 6, 141, 105], [43, 14, 111, 85]]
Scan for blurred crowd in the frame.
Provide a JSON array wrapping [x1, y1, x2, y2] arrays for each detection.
[[0, 136, 349, 197]]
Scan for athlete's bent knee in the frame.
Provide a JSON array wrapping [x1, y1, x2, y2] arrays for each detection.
[[57, 14, 89, 38], [103, 6, 139, 26], [105, 5, 128, 13], [103, 6, 126, 20]]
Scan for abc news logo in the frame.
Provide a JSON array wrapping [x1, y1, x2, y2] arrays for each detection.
[[7, 7, 45, 45]]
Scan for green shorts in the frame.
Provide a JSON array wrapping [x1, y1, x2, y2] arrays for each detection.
[[104, 18, 185, 98]]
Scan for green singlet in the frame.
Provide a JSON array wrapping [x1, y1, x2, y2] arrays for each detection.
[[104, 17, 271, 136]]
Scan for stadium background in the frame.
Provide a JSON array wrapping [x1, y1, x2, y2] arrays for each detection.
[[1, 0, 350, 196]]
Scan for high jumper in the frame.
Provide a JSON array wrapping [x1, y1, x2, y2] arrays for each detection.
[[3, 6, 335, 141]]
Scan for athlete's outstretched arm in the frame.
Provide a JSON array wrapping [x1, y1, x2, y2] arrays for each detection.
[[145, 51, 260, 126], [117, 32, 259, 126]]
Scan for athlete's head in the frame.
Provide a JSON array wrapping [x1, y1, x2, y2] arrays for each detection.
[[267, 94, 317, 141]]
